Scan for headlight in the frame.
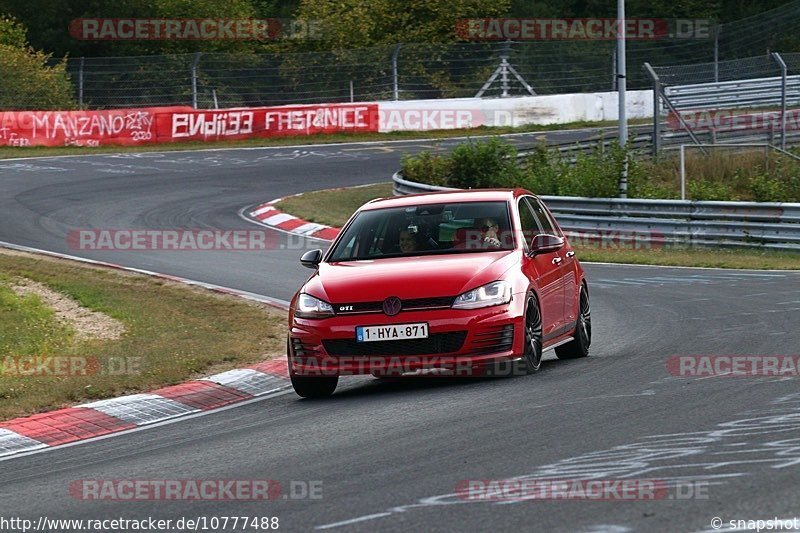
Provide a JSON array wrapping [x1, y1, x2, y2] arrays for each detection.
[[295, 293, 334, 318], [452, 281, 512, 309]]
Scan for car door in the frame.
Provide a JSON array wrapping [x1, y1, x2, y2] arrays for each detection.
[[517, 197, 564, 340], [530, 197, 579, 333]]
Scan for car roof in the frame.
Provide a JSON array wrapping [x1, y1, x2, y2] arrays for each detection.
[[359, 188, 532, 211]]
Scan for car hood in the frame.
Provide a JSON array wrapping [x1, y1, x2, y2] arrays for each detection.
[[303, 251, 518, 303]]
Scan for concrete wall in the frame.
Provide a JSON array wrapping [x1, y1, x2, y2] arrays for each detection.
[[376, 89, 653, 132]]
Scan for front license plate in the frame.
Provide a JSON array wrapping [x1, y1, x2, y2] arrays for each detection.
[[356, 323, 429, 342]]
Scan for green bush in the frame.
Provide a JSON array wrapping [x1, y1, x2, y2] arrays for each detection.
[[448, 138, 522, 189], [687, 179, 738, 201], [749, 174, 790, 202], [519, 145, 562, 195], [400, 138, 800, 202], [400, 151, 451, 186]]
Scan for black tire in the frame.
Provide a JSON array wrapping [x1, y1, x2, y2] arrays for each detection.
[[522, 293, 543, 374], [555, 285, 591, 360], [290, 373, 338, 398], [288, 337, 338, 398]]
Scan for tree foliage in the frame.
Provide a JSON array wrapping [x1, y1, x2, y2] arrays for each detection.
[[0, 0, 797, 57], [0, 17, 74, 110]]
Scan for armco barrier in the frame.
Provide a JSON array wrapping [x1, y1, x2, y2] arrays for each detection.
[[0, 104, 378, 147], [392, 171, 800, 251]]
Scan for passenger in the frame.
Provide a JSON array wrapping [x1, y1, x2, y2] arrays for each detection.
[[398, 230, 418, 253]]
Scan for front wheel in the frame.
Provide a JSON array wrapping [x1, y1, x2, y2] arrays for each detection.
[[555, 285, 591, 360], [522, 293, 543, 374]]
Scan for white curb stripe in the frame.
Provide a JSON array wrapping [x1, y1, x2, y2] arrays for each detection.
[[294, 222, 327, 235], [264, 213, 296, 226], [202, 369, 288, 396], [251, 205, 277, 216], [80, 394, 199, 426], [0, 429, 49, 458]]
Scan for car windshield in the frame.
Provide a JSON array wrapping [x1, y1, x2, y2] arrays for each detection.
[[328, 201, 515, 261]]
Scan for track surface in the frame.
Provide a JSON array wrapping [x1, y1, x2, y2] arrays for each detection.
[[1, 131, 799, 533]]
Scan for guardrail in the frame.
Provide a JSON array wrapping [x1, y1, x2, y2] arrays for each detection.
[[665, 75, 800, 111], [515, 126, 800, 162], [392, 172, 800, 251]]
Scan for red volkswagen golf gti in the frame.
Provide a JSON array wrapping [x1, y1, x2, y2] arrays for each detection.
[[287, 189, 591, 397]]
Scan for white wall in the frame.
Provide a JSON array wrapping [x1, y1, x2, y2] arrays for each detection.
[[377, 90, 653, 132]]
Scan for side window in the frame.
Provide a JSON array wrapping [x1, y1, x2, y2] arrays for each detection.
[[525, 197, 557, 235], [517, 198, 541, 249], [366, 215, 390, 256]]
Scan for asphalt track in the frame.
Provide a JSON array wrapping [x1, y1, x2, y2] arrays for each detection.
[[1, 130, 800, 533]]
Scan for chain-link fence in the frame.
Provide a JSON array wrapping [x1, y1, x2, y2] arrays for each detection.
[[645, 51, 800, 154], [6, 0, 799, 110]]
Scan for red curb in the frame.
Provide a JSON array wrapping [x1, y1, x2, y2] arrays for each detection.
[[1, 408, 136, 446], [250, 359, 290, 379], [152, 381, 253, 411], [276, 218, 309, 231], [246, 199, 341, 242], [313, 227, 341, 240]]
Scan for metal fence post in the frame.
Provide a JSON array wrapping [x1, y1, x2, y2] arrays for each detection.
[[500, 56, 509, 97], [78, 57, 85, 108], [392, 44, 402, 101], [644, 62, 661, 157], [191, 52, 202, 109], [611, 43, 617, 91], [680, 145, 686, 200], [713, 24, 721, 82], [771, 52, 787, 150]]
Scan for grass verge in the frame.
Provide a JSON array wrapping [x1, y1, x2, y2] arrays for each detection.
[[0, 249, 286, 421], [0, 119, 645, 160], [274, 183, 800, 270]]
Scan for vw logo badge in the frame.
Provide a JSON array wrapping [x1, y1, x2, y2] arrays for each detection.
[[382, 296, 402, 316]]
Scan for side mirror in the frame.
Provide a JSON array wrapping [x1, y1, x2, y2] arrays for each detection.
[[300, 249, 323, 269], [529, 234, 564, 256]]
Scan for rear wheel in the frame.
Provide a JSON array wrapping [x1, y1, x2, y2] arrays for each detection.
[[522, 293, 543, 374], [555, 285, 591, 360]]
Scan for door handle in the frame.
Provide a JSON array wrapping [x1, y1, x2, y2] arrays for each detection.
[[565, 251, 575, 258], [552, 257, 562, 265]]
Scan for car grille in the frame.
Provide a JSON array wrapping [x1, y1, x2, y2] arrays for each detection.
[[333, 296, 455, 315], [467, 325, 515, 354], [322, 331, 467, 357]]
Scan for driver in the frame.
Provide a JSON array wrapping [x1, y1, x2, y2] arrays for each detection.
[[478, 218, 502, 248]]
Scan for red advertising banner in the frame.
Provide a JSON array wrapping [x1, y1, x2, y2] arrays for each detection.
[[0, 106, 189, 147], [159, 104, 377, 141], [0, 103, 378, 147]]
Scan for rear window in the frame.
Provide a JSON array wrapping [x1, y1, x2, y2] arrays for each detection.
[[328, 201, 515, 262]]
